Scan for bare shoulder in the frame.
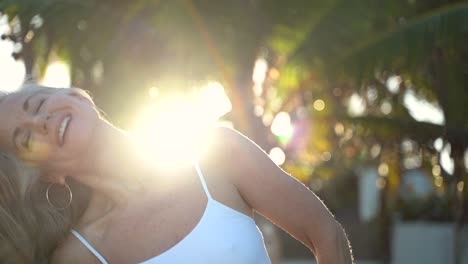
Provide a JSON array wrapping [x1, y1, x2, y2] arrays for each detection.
[[200, 125, 279, 197], [203, 125, 253, 158], [205, 125, 267, 169], [210, 125, 249, 145], [51, 233, 101, 264], [198, 125, 252, 175]]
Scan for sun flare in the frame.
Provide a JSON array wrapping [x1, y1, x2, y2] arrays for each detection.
[[41, 62, 71, 88], [131, 82, 231, 170]]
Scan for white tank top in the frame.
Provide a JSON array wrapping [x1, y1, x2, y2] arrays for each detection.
[[70, 161, 272, 264]]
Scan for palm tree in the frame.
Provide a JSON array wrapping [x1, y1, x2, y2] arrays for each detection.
[[267, 1, 468, 263]]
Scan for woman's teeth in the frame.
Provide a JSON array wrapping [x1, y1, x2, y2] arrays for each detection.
[[59, 116, 71, 145]]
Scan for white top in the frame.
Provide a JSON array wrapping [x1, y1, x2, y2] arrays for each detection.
[[70, 161, 271, 264]]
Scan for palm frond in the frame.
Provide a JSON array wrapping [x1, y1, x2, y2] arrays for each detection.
[[334, 2, 468, 78]]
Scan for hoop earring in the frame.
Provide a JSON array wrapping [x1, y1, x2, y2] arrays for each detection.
[[46, 182, 73, 210]]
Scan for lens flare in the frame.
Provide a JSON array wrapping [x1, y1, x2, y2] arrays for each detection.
[[131, 83, 231, 170], [271, 112, 294, 145], [269, 147, 286, 166]]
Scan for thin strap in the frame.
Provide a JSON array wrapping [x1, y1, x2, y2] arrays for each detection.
[[194, 161, 213, 200], [70, 229, 109, 264]]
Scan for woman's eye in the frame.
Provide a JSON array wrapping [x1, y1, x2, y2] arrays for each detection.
[[22, 132, 32, 151], [35, 99, 45, 114]]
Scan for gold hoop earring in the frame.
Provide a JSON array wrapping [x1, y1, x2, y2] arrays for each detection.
[[46, 182, 73, 210]]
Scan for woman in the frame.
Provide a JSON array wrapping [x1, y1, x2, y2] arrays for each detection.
[[0, 84, 353, 263]]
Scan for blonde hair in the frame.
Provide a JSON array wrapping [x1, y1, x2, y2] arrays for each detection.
[[0, 153, 38, 263], [0, 84, 92, 262], [0, 154, 91, 263]]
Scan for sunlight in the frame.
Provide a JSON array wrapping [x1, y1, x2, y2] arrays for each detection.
[[386, 75, 402, 94], [0, 16, 25, 92], [348, 93, 366, 116], [197, 82, 232, 119], [271, 111, 294, 144], [403, 90, 444, 125], [334, 122, 345, 136], [252, 57, 268, 85], [313, 99, 325, 111], [252, 57, 268, 97], [380, 101, 392, 115], [378, 163, 389, 176], [433, 138, 443, 152], [148, 86, 160, 98], [440, 144, 454, 175], [269, 147, 286, 166], [132, 82, 232, 170], [41, 62, 71, 88]]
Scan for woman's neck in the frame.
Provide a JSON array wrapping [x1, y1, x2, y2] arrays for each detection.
[[72, 120, 157, 208]]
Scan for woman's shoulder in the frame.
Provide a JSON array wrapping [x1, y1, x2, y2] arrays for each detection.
[[210, 125, 244, 142], [200, 125, 247, 156], [196, 125, 261, 187], [197, 125, 243, 166], [203, 125, 260, 164]]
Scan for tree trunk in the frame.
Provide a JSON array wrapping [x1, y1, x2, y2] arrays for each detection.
[[22, 42, 35, 81], [429, 46, 467, 264]]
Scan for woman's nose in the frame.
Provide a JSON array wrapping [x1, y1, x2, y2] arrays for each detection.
[[28, 114, 50, 134]]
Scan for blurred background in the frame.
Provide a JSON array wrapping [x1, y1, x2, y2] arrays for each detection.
[[0, 0, 468, 263]]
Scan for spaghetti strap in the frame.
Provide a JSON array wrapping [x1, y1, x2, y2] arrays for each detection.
[[194, 161, 213, 200], [70, 229, 109, 264]]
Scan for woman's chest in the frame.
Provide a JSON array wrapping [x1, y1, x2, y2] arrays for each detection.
[[90, 164, 256, 264], [101, 186, 208, 263], [100, 199, 268, 264]]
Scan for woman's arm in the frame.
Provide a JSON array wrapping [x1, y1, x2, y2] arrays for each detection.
[[214, 127, 354, 264]]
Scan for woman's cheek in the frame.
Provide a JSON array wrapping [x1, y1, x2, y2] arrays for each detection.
[[19, 140, 52, 163]]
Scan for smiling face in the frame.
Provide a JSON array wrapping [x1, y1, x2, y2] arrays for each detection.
[[0, 87, 100, 179]]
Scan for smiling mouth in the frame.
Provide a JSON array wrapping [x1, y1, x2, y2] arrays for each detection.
[[59, 115, 71, 146]]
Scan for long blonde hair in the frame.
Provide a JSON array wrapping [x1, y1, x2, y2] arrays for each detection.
[[0, 153, 40, 263], [0, 85, 92, 262], [0, 155, 91, 263]]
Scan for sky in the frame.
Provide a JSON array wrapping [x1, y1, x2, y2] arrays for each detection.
[[0, 16, 26, 92]]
